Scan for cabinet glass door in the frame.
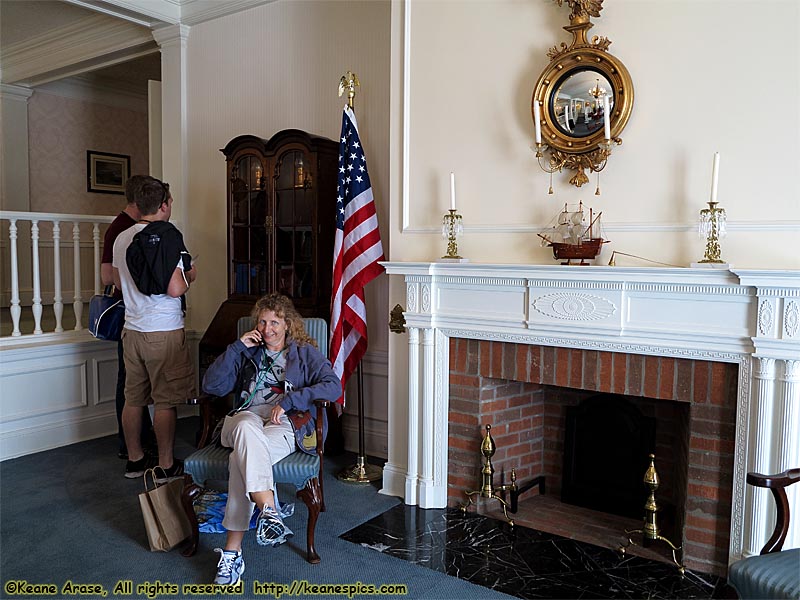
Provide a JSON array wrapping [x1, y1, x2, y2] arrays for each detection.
[[231, 154, 267, 296], [274, 149, 314, 300]]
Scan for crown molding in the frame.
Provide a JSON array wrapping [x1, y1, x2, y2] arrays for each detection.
[[65, 0, 271, 28], [35, 74, 148, 113], [178, 0, 271, 26], [2, 13, 156, 86]]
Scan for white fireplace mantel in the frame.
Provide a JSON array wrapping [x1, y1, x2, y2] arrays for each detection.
[[380, 262, 800, 563]]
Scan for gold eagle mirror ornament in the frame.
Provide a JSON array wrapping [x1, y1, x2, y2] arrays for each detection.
[[532, 0, 634, 188]]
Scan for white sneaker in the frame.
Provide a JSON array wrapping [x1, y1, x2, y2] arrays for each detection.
[[213, 548, 244, 585], [256, 506, 286, 545]]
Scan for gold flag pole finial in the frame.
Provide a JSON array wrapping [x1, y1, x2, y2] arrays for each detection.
[[338, 71, 360, 109]]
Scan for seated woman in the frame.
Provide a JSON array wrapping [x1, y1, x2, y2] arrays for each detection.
[[202, 293, 341, 585]]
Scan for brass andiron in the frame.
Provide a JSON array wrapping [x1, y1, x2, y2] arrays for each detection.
[[619, 454, 685, 574], [461, 425, 515, 526]]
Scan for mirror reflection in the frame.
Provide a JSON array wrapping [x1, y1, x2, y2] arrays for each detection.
[[550, 69, 614, 138]]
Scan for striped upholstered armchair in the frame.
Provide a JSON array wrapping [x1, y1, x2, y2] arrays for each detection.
[[180, 317, 330, 564], [727, 468, 800, 599]]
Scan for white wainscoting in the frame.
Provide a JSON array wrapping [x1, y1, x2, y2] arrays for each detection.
[[0, 331, 201, 461]]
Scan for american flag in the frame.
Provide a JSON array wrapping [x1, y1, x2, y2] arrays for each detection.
[[329, 104, 385, 404]]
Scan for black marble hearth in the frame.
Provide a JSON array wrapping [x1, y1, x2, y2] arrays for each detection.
[[340, 505, 730, 599]]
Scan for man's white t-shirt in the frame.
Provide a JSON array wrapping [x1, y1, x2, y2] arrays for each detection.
[[112, 223, 185, 332]]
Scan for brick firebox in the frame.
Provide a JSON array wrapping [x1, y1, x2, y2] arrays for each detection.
[[447, 338, 739, 575]]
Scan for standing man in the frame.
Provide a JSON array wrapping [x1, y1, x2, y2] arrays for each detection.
[[112, 176, 197, 479], [101, 175, 153, 460]]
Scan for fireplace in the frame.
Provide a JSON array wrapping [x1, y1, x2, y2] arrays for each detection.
[[381, 263, 800, 575], [447, 339, 737, 573], [561, 393, 657, 519]]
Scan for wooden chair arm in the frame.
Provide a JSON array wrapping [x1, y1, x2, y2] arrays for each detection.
[[746, 467, 800, 554], [313, 399, 330, 456], [186, 394, 228, 449]]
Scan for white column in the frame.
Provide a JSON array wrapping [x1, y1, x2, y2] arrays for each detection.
[[405, 327, 420, 504], [419, 327, 435, 505], [52, 220, 63, 333], [152, 24, 191, 324], [8, 219, 22, 336], [72, 222, 82, 330], [745, 356, 776, 555], [0, 85, 33, 211], [30, 219, 42, 334], [775, 360, 800, 548]]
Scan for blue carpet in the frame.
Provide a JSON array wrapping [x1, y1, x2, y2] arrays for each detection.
[[0, 417, 514, 599]]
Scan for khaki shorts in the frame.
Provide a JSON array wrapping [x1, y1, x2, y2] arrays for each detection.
[[122, 328, 196, 409]]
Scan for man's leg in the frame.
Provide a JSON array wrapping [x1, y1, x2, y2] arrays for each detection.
[[115, 339, 127, 457], [122, 403, 145, 462], [121, 329, 150, 466], [153, 406, 177, 469]]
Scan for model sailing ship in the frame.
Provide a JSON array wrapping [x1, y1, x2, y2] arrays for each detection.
[[538, 201, 608, 265]]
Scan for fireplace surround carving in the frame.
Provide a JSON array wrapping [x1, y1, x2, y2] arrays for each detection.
[[380, 263, 800, 572]]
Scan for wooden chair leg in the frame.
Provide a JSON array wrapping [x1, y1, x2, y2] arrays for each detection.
[[297, 477, 322, 564], [319, 453, 326, 513], [181, 474, 204, 557]]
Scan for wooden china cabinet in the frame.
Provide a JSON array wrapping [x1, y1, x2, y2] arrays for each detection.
[[197, 129, 342, 451]]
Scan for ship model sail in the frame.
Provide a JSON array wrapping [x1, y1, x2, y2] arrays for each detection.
[[538, 201, 608, 265]]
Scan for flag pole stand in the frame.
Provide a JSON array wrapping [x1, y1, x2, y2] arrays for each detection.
[[337, 362, 382, 483]]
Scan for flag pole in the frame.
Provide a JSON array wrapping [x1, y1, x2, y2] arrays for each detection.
[[336, 71, 383, 484]]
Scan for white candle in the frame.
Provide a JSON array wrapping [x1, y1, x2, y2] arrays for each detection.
[[533, 101, 542, 144], [603, 95, 611, 140], [710, 152, 720, 203], [449, 172, 456, 211]]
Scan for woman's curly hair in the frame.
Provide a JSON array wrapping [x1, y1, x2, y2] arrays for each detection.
[[250, 293, 316, 347]]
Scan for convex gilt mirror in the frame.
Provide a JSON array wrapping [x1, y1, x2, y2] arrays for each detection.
[[532, 0, 634, 188]]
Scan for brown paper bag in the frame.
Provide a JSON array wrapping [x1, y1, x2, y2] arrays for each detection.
[[138, 468, 191, 552]]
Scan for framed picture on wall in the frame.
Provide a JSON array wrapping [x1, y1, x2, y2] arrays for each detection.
[[87, 151, 130, 194]]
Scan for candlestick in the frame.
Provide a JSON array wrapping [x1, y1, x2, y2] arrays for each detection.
[[710, 152, 720, 203], [450, 172, 456, 210], [603, 95, 611, 140], [533, 101, 542, 144]]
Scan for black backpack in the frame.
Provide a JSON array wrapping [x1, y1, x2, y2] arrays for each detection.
[[126, 221, 191, 296]]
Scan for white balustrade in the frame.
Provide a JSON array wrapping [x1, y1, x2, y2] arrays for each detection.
[[0, 210, 115, 339]]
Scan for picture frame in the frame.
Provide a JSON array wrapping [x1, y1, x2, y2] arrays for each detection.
[[87, 150, 130, 195]]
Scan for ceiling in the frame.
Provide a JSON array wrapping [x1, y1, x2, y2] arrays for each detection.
[[1, 0, 161, 92], [1, 0, 267, 94]]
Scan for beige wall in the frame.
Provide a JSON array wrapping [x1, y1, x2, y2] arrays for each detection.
[[184, 0, 391, 335], [384, 0, 800, 475], [182, 1, 391, 450], [390, 0, 800, 269], [28, 89, 149, 216]]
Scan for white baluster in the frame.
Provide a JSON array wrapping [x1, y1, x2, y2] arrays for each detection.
[[72, 222, 82, 330], [8, 219, 22, 336], [92, 222, 101, 295], [30, 220, 43, 334], [52, 220, 63, 332]]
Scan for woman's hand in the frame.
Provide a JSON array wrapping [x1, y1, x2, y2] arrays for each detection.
[[270, 404, 285, 425], [240, 328, 263, 348]]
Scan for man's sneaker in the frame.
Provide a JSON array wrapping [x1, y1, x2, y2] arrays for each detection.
[[124, 455, 153, 479], [154, 459, 184, 483], [213, 548, 244, 585], [256, 506, 286, 545]]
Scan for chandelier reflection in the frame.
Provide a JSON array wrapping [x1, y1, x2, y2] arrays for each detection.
[[533, 97, 617, 192]]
